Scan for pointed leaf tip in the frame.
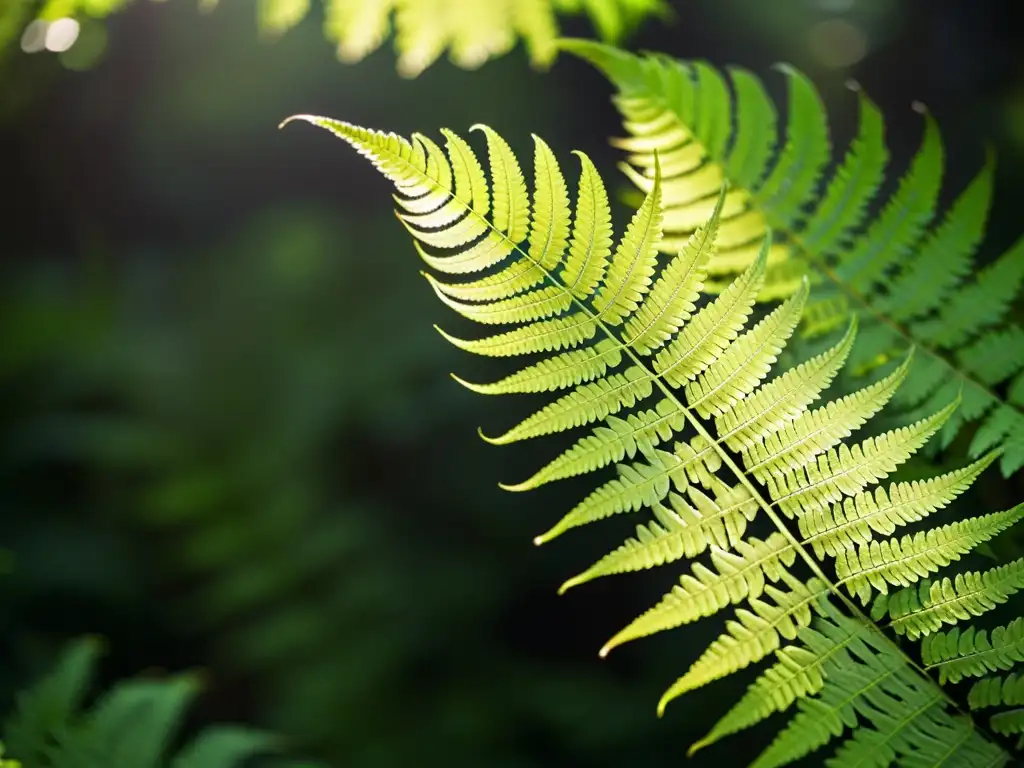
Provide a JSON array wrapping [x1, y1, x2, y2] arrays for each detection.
[[477, 426, 511, 445], [450, 373, 490, 394], [278, 113, 324, 130], [557, 574, 586, 595], [498, 479, 531, 492], [533, 521, 566, 546], [687, 737, 711, 757]]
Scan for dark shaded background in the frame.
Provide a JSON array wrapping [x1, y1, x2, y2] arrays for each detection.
[[2, 0, 1023, 765]]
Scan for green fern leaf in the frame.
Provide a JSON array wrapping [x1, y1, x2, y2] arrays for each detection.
[[924, 618, 1024, 684], [595, 532, 796, 648], [717, 315, 856, 454], [969, 673, 1024, 710], [657, 575, 825, 713], [765, 394, 958, 522], [876, 555, 1024, 640], [454, 338, 621, 394], [501, 398, 684, 490], [557, 481, 758, 591], [693, 603, 869, 754], [835, 505, 1024, 605], [288, 115, 1020, 766], [741, 351, 912, 484], [750, 604, 1004, 768], [171, 728, 279, 768], [566, 40, 1024, 476], [990, 708, 1024, 739], [801, 452, 999, 561], [622, 187, 720, 354]]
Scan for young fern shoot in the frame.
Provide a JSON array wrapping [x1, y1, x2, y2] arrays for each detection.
[[284, 115, 1024, 766]]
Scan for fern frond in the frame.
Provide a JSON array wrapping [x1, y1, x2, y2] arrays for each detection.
[[971, 674, 1024, 748], [455, 338, 621, 394], [656, 576, 825, 713], [970, 673, 1024, 710], [653, 239, 766, 389], [717, 315, 856, 454], [924, 618, 1024, 685], [835, 505, 1024, 605], [291, 116, 1020, 766], [566, 40, 1024, 476], [622, 186, 720, 353], [595, 532, 796, 646], [501, 398, 684, 490], [741, 351, 912, 483], [693, 601, 869, 754], [558, 481, 757, 591], [764, 393, 958, 521], [989, 708, 1024, 740], [800, 452, 999, 561], [749, 602, 1008, 768], [876, 555, 1024, 640]]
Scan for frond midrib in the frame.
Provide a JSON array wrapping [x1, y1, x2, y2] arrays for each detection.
[[334, 121, 989, 732]]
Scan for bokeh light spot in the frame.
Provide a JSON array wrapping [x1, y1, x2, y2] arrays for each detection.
[[59, 19, 109, 71], [45, 18, 80, 53], [808, 18, 868, 69], [20, 20, 49, 53]]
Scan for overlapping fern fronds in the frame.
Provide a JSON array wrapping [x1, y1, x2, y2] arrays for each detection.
[[14, 0, 665, 76], [284, 114, 1024, 765], [1, 638, 277, 767], [560, 41, 1024, 477]]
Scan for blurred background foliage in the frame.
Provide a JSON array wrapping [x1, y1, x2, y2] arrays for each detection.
[[1, 0, 1023, 765], [2, 0, 669, 78]]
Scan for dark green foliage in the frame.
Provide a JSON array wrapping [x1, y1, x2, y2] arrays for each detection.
[[1, 638, 277, 768]]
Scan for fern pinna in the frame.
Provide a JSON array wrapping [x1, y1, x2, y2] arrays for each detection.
[[558, 41, 1024, 478], [283, 113, 1024, 765]]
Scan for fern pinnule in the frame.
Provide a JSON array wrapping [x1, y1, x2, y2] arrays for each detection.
[[565, 39, 1024, 477], [285, 114, 1023, 766]]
